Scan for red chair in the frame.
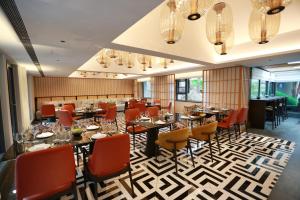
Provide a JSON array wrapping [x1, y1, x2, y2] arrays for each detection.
[[82, 134, 134, 198], [217, 109, 239, 143], [161, 102, 172, 113], [64, 103, 76, 110], [103, 106, 118, 131], [128, 99, 137, 109], [62, 104, 75, 114], [15, 145, 78, 200], [235, 108, 249, 137], [94, 102, 108, 121], [125, 108, 148, 150], [135, 103, 147, 114], [147, 106, 159, 117], [41, 104, 55, 120], [58, 110, 73, 127]]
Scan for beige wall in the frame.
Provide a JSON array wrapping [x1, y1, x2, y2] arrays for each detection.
[[34, 77, 134, 97], [27, 74, 35, 122], [0, 55, 13, 150], [13, 65, 31, 133]]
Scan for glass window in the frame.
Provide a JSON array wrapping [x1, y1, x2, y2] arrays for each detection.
[[143, 81, 151, 98], [260, 81, 266, 97], [276, 82, 300, 106], [176, 77, 202, 102], [250, 79, 259, 99]]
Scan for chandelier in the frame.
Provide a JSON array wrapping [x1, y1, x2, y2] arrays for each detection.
[[214, 30, 234, 55], [206, 2, 233, 45], [249, 9, 280, 44], [115, 51, 126, 66], [126, 53, 135, 68], [177, 0, 215, 20], [160, 0, 185, 44], [105, 49, 118, 58], [96, 51, 106, 65], [251, 0, 292, 15]]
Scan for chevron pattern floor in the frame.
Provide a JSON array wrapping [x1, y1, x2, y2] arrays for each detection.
[[63, 113, 295, 200]]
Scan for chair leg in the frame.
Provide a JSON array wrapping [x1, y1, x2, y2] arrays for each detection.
[[234, 125, 238, 140], [227, 128, 231, 143], [94, 181, 98, 199], [72, 182, 78, 200], [188, 140, 195, 168], [197, 140, 199, 148], [115, 119, 118, 131], [172, 148, 178, 173], [128, 165, 135, 197], [133, 134, 136, 150], [208, 135, 214, 162], [215, 133, 221, 154]]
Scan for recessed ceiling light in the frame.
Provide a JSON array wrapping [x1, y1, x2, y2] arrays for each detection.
[[60, 40, 66, 43], [288, 61, 300, 65]]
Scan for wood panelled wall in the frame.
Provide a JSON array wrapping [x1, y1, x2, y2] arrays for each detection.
[[34, 77, 134, 97], [151, 75, 175, 112], [203, 66, 250, 109]]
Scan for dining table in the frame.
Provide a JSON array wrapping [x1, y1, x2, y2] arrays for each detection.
[[133, 117, 175, 157]]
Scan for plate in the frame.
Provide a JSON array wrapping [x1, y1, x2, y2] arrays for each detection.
[[95, 108, 103, 112], [155, 120, 166, 125], [180, 115, 189, 119], [190, 116, 200, 119], [165, 112, 173, 116], [36, 132, 54, 139], [212, 110, 220, 113], [91, 133, 107, 140], [28, 143, 51, 152], [140, 117, 150, 121], [87, 125, 100, 131]]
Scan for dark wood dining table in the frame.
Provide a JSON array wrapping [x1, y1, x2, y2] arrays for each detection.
[[133, 119, 175, 157]]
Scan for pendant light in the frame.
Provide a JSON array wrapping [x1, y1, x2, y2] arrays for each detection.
[[251, 0, 292, 15], [148, 57, 153, 68], [206, 2, 233, 45], [160, 58, 171, 69], [249, 9, 280, 44], [96, 50, 106, 65], [214, 30, 234, 55], [105, 48, 118, 59], [115, 51, 126, 66], [126, 53, 135, 68], [160, 0, 185, 44], [177, 0, 215, 20]]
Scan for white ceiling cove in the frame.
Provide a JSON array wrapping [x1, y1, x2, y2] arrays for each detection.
[[5, 0, 300, 77]]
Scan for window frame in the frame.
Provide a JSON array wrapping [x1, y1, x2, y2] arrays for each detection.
[[142, 81, 151, 98], [176, 78, 202, 103]]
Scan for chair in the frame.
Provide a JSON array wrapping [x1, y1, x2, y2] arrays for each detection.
[[135, 102, 147, 114], [235, 108, 248, 136], [217, 110, 239, 143], [82, 134, 134, 198], [15, 145, 78, 200], [64, 103, 76, 110], [58, 110, 73, 127], [125, 108, 148, 150], [41, 104, 55, 121], [190, 121, 220, 162], [155, 128, 194, 173], [147, 106, 159, 117], [103, 106, 118, 131], [265, 101, 277, 129], [94, 102, 108, 121], [62, 104, 81, 120], [161, 102, 172, 113], [153, 99, 161, 105], [128, 99, 137, 109]]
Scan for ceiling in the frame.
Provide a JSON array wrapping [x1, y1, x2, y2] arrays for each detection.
[[1, 0, 300, 78]]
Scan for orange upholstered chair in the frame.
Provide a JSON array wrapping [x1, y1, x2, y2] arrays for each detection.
[[62, 104, 75, 114], [125, 108, 148, 150], [41, 104, 55, 119], [153, 99, 161, 105], [128, 99, 137, 109], [64, 103, 76, 110], [217, 110, 239, 143], [235, 108, 249, 136], [82, 134, 134, 198], [161, 102, 172, 113], [147, 106, 159, 117], [15, 145, 77, 200], [135, 102, 147, 114], [103, 106, 118, 130], [58, 110, 73, 127]]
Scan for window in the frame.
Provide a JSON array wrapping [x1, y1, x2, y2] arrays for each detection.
[[142, 81, 151, 98], [260, 81, 266, 97], [176, 77, 202, 102], [250, 79, 259, 99]]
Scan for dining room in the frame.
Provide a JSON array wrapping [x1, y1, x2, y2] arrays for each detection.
[[1, 0, 300, 200]]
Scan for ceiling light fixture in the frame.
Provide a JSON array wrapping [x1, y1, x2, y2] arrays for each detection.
[[105, 48, 118, 58], [96, 50, 106, 65], [214, 30, 234, 55], [251, 0, 292, 15], [249, 9, 280, 44], [178, 0, 215, 20], [160, 0, 184, 44], [288, 61, 300, 65], [206, 2, 233, 45]]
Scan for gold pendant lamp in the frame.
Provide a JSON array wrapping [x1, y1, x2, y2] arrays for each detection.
[[96, 50, 106, 65], [206, 2, 233, 45], [178, 0, 215, 20], [251, 0, 292, 15], [214, 30, 234, 55], [249, 9, 280, 44], [105, 49, 118, 59], [126, 53, 135, 69], [160, 0, 185, 44]]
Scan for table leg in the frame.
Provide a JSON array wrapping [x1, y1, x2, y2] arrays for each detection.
[[145, 128, 159, 157]]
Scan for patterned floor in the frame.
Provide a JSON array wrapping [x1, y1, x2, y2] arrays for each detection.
[[64, 113, 296, 200]]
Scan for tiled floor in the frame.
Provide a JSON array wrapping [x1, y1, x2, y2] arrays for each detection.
[[66, 113, 296, 200]]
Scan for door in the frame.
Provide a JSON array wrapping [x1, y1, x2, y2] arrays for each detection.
[[7, 65, 18, 136]]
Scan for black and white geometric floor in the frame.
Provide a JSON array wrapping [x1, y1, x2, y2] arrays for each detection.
[[65, 113, 296, 200]]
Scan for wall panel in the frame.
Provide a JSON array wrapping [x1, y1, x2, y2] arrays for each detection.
[[34, 77, 134, 97]]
